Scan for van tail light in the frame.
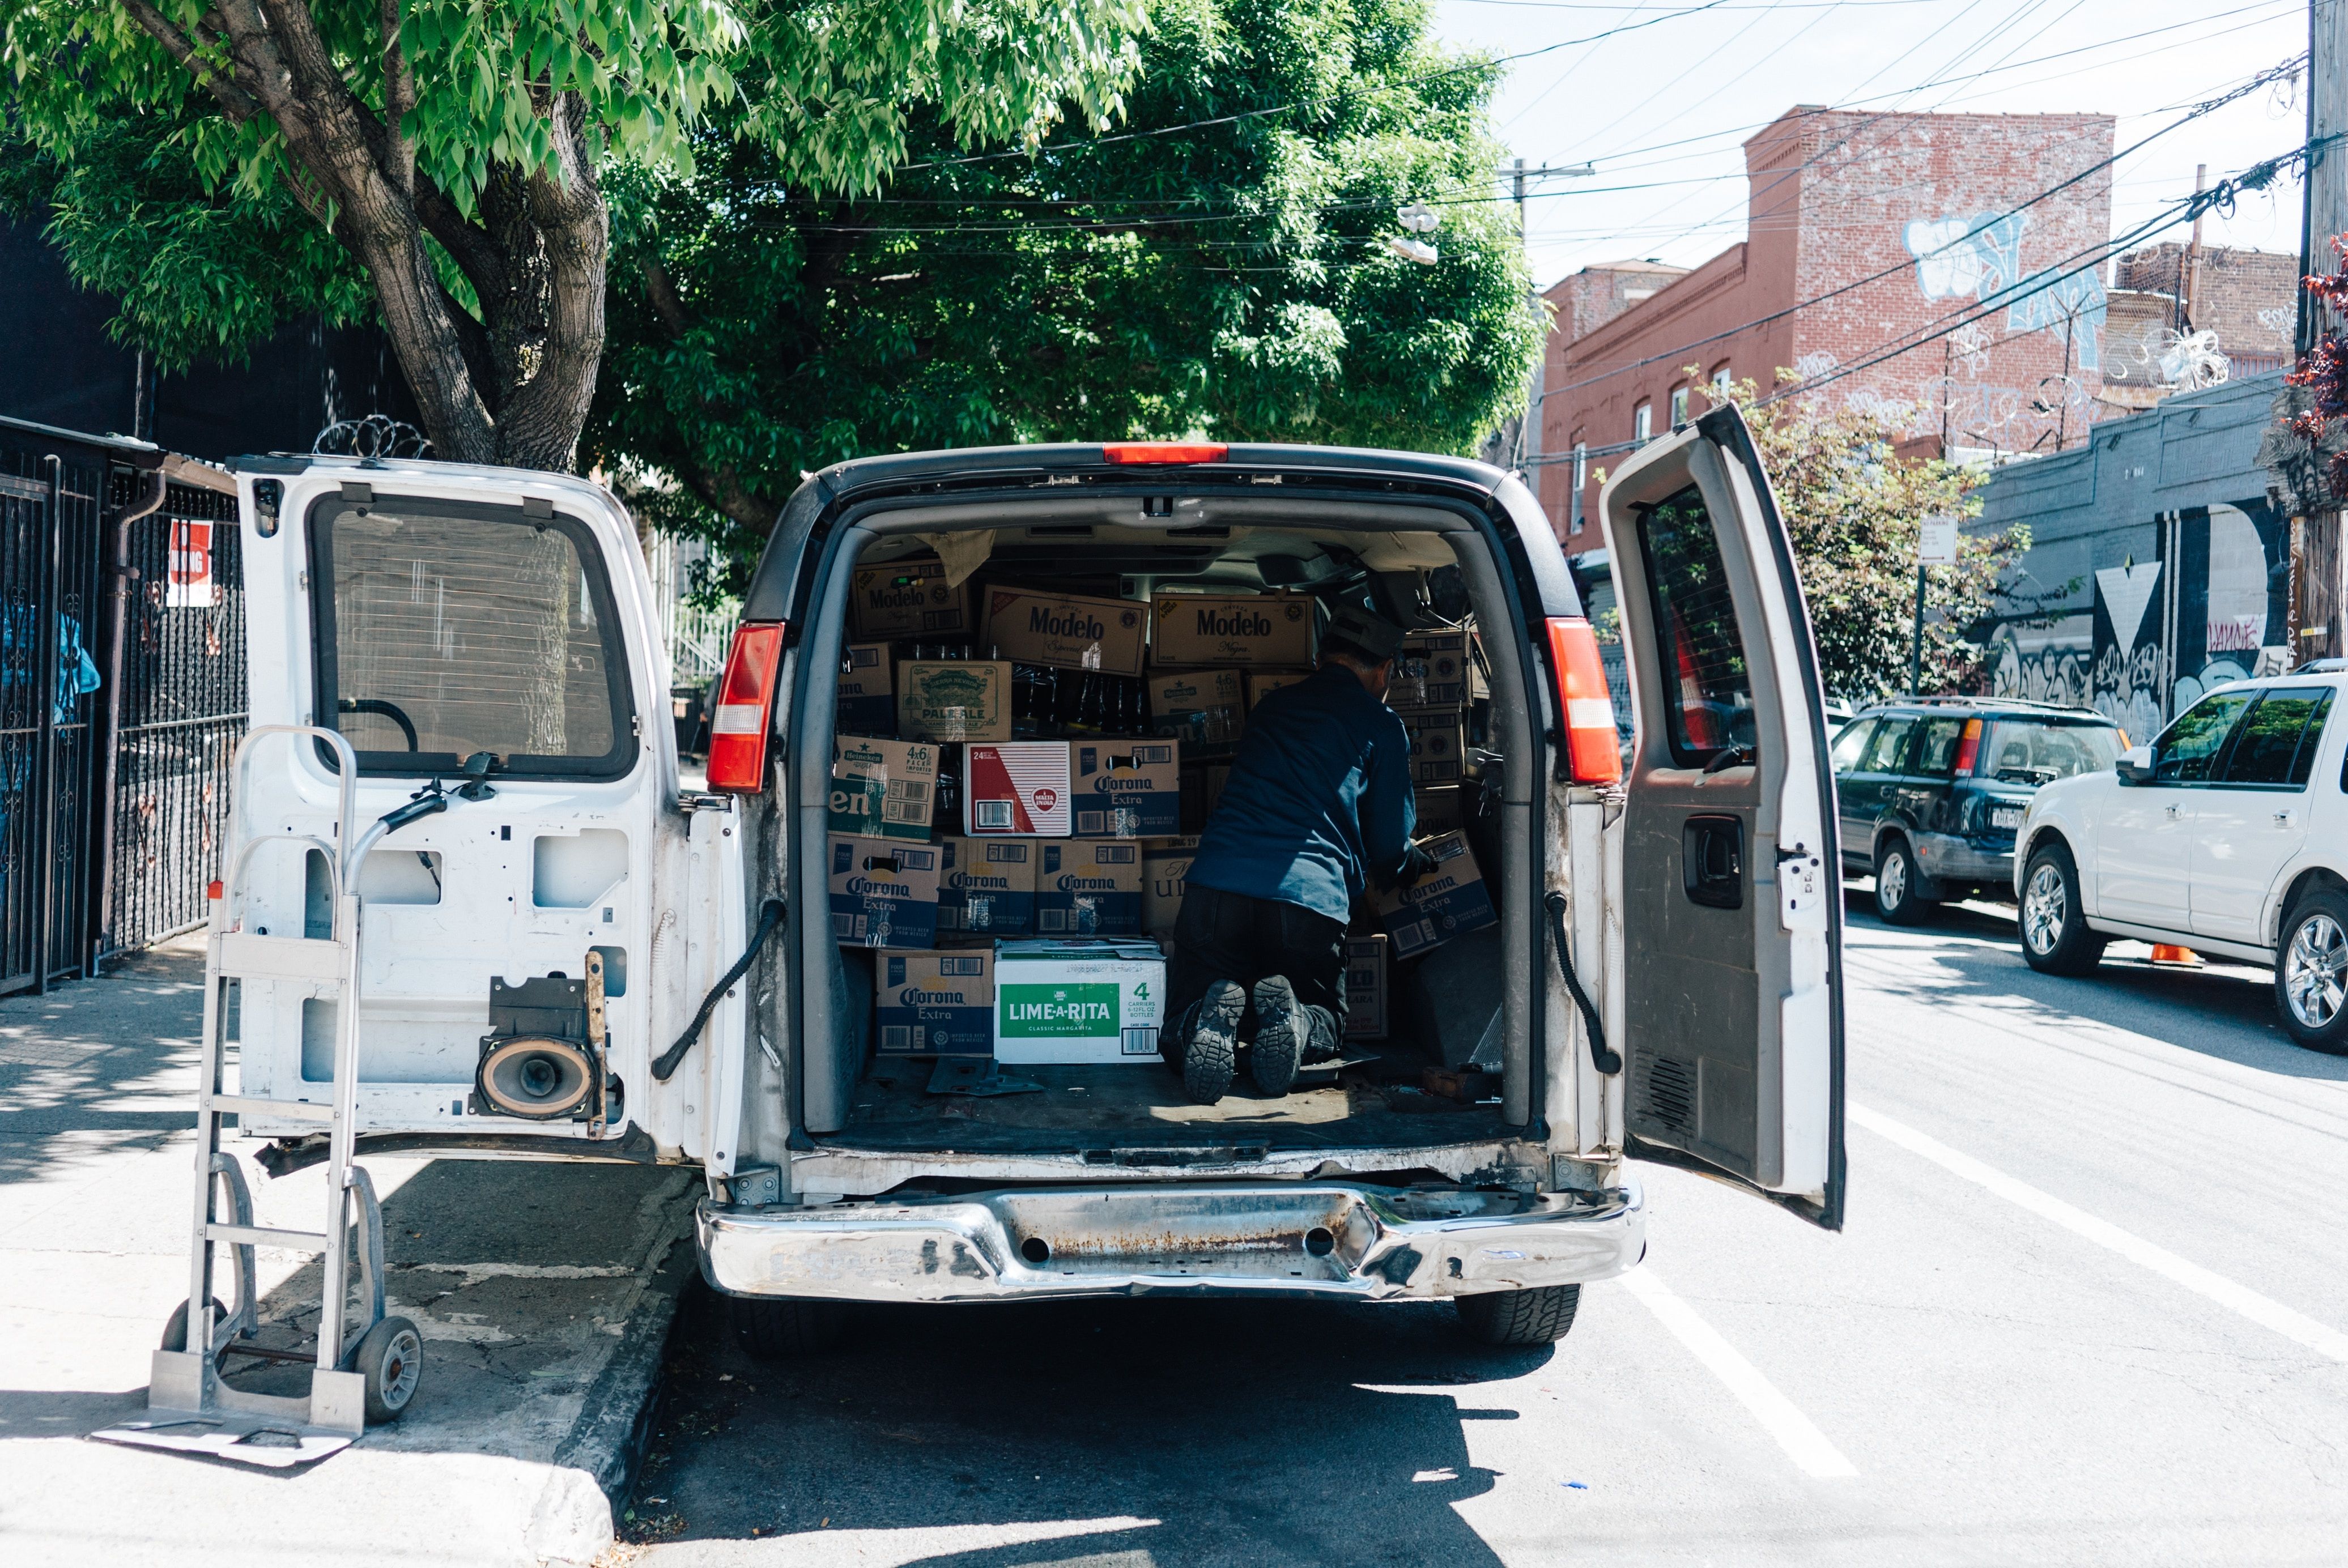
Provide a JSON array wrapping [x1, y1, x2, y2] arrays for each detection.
[[706, 622, 786, 793], [1546, 616, 1622, 784], [1101, 442, 1228, 465], [1954, 717, 1983, 774]]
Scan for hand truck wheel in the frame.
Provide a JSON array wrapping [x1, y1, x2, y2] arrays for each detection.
[[160, 1296, 233, 1357], [346, 1315, 424, 1424]]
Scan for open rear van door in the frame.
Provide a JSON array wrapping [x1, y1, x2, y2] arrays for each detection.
[[1598, 405, 1844, 1229]]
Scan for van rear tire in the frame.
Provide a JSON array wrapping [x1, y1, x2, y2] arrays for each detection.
[[1455, 1284, 1580, 1346], [731, 1297, 847, 1360]]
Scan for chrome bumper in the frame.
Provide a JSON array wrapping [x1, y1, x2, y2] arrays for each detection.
[[697, 1179, 1645, 1304], [1915, 832, 2014, 884]]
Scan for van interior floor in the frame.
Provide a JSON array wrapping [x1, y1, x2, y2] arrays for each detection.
[[832, 1050, 1515, 1153]]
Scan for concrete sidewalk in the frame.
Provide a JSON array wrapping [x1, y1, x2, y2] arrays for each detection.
[[0, 937, 697, 1566]]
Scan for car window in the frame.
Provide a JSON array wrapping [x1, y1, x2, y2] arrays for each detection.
[[2151, 690, 2253, 785], [1983, 719, 2124, 783], [2221, 688, 2332, 787], [1911, 717, 1967, 777], [1635, 483, 1756, 767], [1858, 718, 1914, 774], [1830, 718, 1876, 774]]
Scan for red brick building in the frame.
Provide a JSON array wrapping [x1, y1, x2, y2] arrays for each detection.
[[1539, 105, 2116, 552]]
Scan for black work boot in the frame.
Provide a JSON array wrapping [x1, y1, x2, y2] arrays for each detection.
[[1250, 976, 1304, 1096], [1182, 980, 1243, 1105]]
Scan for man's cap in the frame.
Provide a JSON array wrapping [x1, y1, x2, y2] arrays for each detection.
[[1324, 604, 1406, 662]]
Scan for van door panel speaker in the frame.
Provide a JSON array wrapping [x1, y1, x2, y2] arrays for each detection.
[[470, 973, 604, 1122]]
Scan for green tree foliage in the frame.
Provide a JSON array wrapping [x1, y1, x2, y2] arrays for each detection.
[[592, 0, 1543, 571], [1, 1, 1140, 467]]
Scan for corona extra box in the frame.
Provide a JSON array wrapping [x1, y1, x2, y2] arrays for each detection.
[[1035, 839, 1143, 936], [827, 835, 941, 948], [1071, 739, 1180, 838], [875, 948, 993, 1056], [938, 836, 1035, 936], [1371, 832, 1494, 958]]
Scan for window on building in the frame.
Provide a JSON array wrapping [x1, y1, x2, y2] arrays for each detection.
[[1570, 441, 1588, 534], [1634, 403, 1652, 445], [1712, 364, 1733, 400], [1669, 386, 1690, 428]]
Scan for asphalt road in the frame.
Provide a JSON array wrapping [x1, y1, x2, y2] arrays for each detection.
[[623, 893, 2348, 1567]]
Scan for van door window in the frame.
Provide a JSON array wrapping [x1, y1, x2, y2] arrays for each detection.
[[310, 498, 637, 779], [1635, 484, 1754, 766]]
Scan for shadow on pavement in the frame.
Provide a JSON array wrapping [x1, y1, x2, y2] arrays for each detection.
[[631, 1280, 1541, 1567]]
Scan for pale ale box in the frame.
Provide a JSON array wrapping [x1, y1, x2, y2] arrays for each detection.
[[827, 835, 940, 948], [850, 559, 972, 639], [1371, 832, 1495, 959], [875, 948, 992, 1056], [1151, 593, 1314, 667], [1071, 739, 1180, 838], [837, 642, 895, 734], [983, 587, 1147, 675], [897, 659, 1013, 743], [1036, 839, 1143, 937], [993, 938, 1166, 1065], [963, 742, 1072, 836], [1141, 836, 1199, 934], [827, 735, 937, 842], [938, 836, 1035, 937], [1147, 668, 1242, 751]]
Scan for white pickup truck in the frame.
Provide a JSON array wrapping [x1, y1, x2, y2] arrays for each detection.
[[209, 409, 1844, 1367]]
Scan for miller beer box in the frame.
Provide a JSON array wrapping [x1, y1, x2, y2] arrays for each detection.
[[875, 948, 993, 1056], [1036, 840, 1143, 937], [938, 836, 1036, 936], [993, 938, 1166, 1066], [1344, 935, 1389, 1039], [1147, 668, 1242, 752], [827, 735, 937, 843], [1141, 835, 1200, 934], [836, 642, 895, 734], [897, 659, 1013, 743], [1151, 592, 1314, 668], [1244, 669, 1312, 710], [983, 586, 1147, 676], [827, 835, 941, 948], [963, 742, 1072, 836], [1371, 831, 1495, 959], [850, 559, 972, 639], [1071, 739, 1181, 838], [1394, 629, 1469, 710], [1400, 710, 1466, 785]]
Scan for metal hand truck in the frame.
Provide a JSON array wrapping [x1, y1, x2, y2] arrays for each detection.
[[95, 726, 423, 1466]]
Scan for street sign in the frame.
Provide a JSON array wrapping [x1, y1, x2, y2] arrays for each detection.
[[1918, 514, 1959, 567]]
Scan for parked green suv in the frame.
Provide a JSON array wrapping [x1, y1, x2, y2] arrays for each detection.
[[1832, 697, 2125, 923]]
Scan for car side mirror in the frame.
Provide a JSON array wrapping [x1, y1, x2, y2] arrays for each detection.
[[2114, 745, 2154, 786]]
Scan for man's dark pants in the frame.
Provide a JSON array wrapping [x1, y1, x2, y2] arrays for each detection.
[[1166, 884, 1348, 1048]]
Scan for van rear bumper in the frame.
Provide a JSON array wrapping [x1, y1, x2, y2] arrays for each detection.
[[697, 1179, 1644, 1303]]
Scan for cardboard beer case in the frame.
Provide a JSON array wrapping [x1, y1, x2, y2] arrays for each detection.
[[984, 586, 1147, 675], [938, 835, 1036, 937], [1244, 669, 1312, 710], [1344, 935, 1390, 1039], [1394, 629, 1469, 710], [1147, 669, 1243, 752], [850, 559, 972, 638], [1371, 831, 1496, 959], [1412, 784, 1463, 838], [837, 642, 896, 735], [827, 735, 938, 842], [1071, 739, 1181, 838], [898, 659, 1013, 743], [874, 948, 993, 1056], [1399, 710, 1466, 785], [1141, 835, 1200, 934], [993, 938, 1167, 1065], [963, 742, 1073, 836], [827, 835, 941, 948], [1151, 592, 1315, 667], [1035, 840, 1143, 937]]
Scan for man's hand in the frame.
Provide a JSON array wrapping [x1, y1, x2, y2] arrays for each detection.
[[1397, 841, 1440, 889]]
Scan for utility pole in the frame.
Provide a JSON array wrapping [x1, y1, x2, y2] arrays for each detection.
[[2183, 163, 2207, 332], [1498, 158, 1594, 478], [2295, 0, 2348, 665]]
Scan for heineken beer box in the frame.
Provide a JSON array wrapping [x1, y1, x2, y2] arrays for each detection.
[[1372, 832, 1495, 958], [1151, 592, 1314, 667], [828, 735, 938, 842], [938, 836, 1035, 936], [898, 659, 1012, 743], [1141, 835, 1199, 934], [984, 587, 1147, 676], [1394, 630, 1469, 710], [850, 559, 972, 639], [1245, 669, 1312, 711], [964, 742, 1072, 836], [827, 835, 941, 948], [1071, 739, 1180, 838], [875, 948, 993, 1057], [1036, 840, 1143, 936], [993, 939, 1167, 1065], [1147, 668, 1242, 752], [837, 642, 895, 734]]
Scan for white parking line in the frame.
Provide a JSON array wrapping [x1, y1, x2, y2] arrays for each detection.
[[1850, 1102, 2348, 1364], [1619, 1266, 1859, 1478]]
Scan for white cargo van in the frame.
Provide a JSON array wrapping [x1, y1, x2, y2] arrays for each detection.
[[211, 411, 1842, 1367]]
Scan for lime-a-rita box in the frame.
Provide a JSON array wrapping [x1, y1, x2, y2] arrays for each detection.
[[993, 938, 1166, 1064], [875, 948, 992, 1056]]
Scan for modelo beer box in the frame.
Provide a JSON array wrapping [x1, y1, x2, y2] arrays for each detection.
[[827, 835, 941, 948], [827, 735, 937, 842], [1344, 935, 1390, 1039], [837, 642, 895, 734], [1036, 840, 1142, 936], [984, 587, 1147, 676], [1394, 630, 1469, 710], [938, 836, 1036, 936], [1401, 711, 1465, 785], [964, 742, 1072, 836], [1142, 835, 1199, 934], [1071, 739, 1180, 838], [1371, 832, 1495, 958], [1151, 592, 1315, 668], [851, 559, 972, 638], [993, 938, 1166, 1065], [1148, 669, 1242, 751], [875, 949, 993, 1056], [898, 659, 1013, 743]]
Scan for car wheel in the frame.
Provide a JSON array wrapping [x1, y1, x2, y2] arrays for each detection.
[[2276, 891, 2348, 1054], [2018, 843, 2105, 976], [1456, 1285, 1580, 1346], [1873, 838, 1936, 925], [731, 1296, 848, 1360]]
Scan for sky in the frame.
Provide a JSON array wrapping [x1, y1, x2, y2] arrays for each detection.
[[1430, 0, 2316, 291]]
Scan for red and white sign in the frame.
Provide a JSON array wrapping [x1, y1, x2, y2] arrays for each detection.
[[963, 743, 1072, 837], [167, 519, 218, 608]]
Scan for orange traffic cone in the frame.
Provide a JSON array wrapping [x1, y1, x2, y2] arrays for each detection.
[[2149, 944, 2202, 966]]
